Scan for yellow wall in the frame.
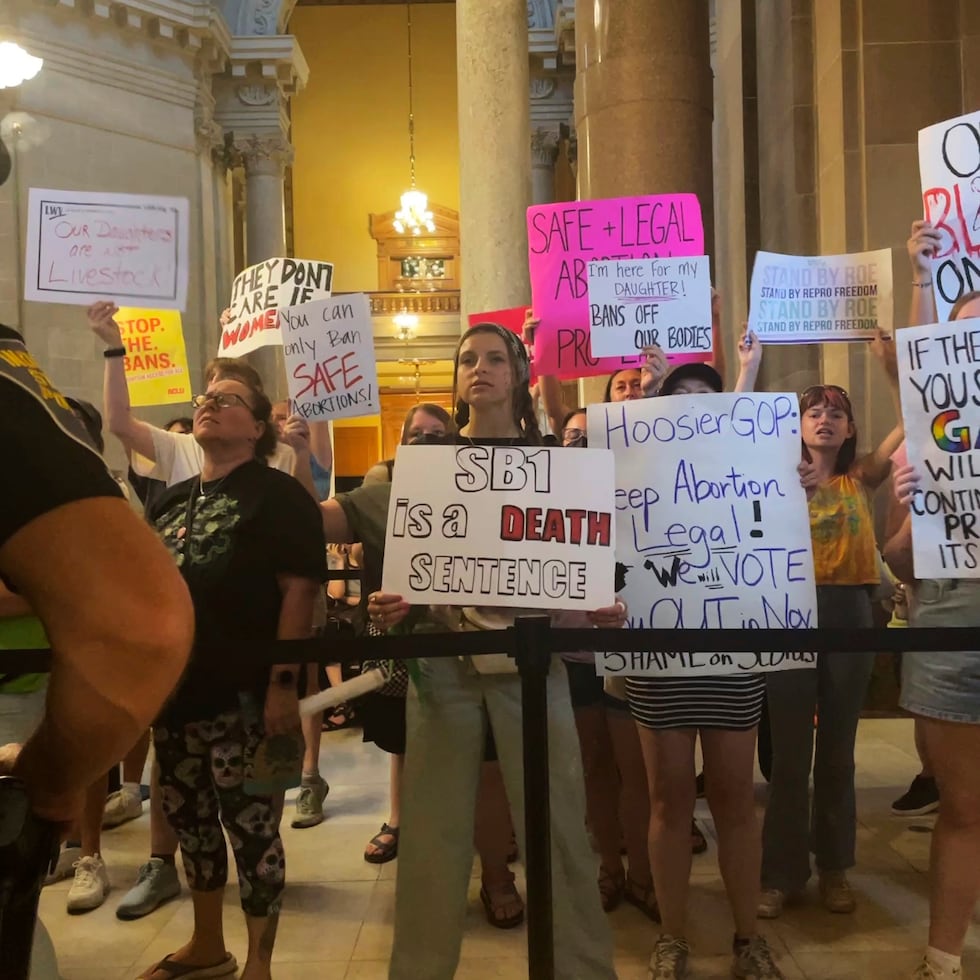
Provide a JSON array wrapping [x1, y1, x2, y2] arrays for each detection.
[[290, 4, 459, 293]]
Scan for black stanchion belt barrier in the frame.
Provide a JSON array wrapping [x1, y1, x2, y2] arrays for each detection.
[[2, 624, 978, 980]]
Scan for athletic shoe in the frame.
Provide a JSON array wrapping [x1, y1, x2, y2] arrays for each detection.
[[66, 854, 110, 913], [757, 888, 786, 919], [116, 858, 181, 920], [733, 935, 784, 978], [102, 788, 143, 828], [648, 935, 690, 979], [819, 871, 856, 913], [291, 774, 329, 829], [912, 956, 960, 979], [892, 775, 940, 816], [44, 844, 81, 886]]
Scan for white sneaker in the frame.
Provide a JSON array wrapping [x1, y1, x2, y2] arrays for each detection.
[[44, 844, 81, 886], [913, 956, 961, 979], [102, 788, 143, 828], [66, 854, 110, 913]]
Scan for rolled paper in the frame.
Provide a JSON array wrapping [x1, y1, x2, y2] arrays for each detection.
[[299, 668, 386, 716]]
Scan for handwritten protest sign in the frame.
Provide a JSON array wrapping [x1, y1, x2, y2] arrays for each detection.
[[919, 112, 980, 320], [596, 650, 816, 678], [527, 195, 704, 379], [748, 249, 893, 343], [587, 256, 712, 358], [898, 316, 980, 578], [25, 188, 189, 310], [587, 394, 816, 676], [219, 258, 334, 358], [114, 307, 191, 407], [382, 445, 616, 610], [280, 293, 378, 422]]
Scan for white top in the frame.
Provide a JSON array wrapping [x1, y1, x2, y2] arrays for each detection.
[[131, 428, 296, 486]]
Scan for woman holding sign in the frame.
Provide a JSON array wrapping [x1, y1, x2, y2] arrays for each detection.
[[369, 323, 625, 980], [883, 287, 980, 980], [759, 328, 903, 921]]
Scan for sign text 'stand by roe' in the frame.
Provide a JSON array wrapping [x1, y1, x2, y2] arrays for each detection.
[[748, 249, 893, 344], [899, 316, 980, 578], [588, 393, 817, 676], [382, 445, 617, 611], [918, 111, 980, 320], [25, 188, 189, 311], [280, 293, 379, 422], [219, 258, 334, 358], [527, 195, 704, 379]]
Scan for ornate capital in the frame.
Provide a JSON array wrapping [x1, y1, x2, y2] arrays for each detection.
[[531, 127, 560, 168], [236, 83, 278, 106], [234, 132, 293, 175], [530, 77, 556, 101]]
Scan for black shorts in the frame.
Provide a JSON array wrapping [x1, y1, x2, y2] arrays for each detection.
[[359, 691, 406, 755], [564, 659, 630, 712]]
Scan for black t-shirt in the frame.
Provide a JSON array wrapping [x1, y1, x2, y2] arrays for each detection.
[[0, 324, 122, 551], [149, 458, 327, 718]]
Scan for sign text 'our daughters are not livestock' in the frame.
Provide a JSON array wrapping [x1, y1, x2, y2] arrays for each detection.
[[748, 249, 893, 344], [25, 188, 189, 311], [280, 293, 379, 422], [899, 316, 980, 578], [219, 257, 334, 357], [587, 255, 713, 358], [382, 445, 616, 611], [919, 110, 980, 320], [527, 194, 704, 379], [587, 393, 817, 677]]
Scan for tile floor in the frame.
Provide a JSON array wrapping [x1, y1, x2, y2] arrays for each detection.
[[42, 718, 980, 979]]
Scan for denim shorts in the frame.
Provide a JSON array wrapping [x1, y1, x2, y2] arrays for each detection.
[[901, 579, 980, 725]]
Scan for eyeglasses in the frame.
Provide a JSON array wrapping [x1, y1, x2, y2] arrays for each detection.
[[192, 392, 252, 411], [801, 384, 850, 402], [562, 427, 586, 444]]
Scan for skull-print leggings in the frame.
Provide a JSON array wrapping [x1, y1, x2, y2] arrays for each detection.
[[153, 707, 285, 916]]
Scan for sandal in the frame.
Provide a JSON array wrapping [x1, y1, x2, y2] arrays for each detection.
[[480, 880, 525, 929], [598, 866, 625, 912], [624, 875, 661, 923], [138, 952, 237, 979], [691, 818, 708, 855], [322, 701, 356, 732], [364, 823, 399, 864]]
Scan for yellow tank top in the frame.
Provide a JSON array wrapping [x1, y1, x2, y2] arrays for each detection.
[[808, 473, 878, 586]]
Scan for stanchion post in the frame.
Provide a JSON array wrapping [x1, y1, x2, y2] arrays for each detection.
[[513, 616, 555, 980]]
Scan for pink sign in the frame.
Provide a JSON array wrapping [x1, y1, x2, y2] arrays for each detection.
[[527, 195, 704, 379]]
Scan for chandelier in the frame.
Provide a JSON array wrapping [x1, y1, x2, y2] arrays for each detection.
[[392, 2, 434, 236], [0, 41, 43, 89]]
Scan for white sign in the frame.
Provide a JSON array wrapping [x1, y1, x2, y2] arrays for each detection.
[[587, 256, 713, 358], [918, 111, 980, 321], [25, 188, 189, 310], [596, 651, 817, 677], [587, 394, 817, 675], [280, 294, 379, 422], [218, 257, 334, 357], [899, 316, 980, 578], [748, 249, 893, 344], [382, 445, 616, 610]]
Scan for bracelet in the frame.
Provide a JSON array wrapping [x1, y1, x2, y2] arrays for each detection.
[[911, 280, 933, 289], [103, 346, 126, 358]]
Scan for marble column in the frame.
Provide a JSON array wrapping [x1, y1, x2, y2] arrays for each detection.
[[456, 0, 531, 318], [530, 127, 560, 206], [574, 0, 713, 252], [235, 132, 291, 398]]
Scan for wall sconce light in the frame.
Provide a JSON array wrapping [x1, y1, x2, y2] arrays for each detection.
[[394, 312, 418, 342]]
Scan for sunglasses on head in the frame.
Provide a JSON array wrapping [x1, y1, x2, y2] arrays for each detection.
[[801, 384, 850, 402]]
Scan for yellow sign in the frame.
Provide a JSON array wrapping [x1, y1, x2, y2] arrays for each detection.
[[114, 307, 192, 407]]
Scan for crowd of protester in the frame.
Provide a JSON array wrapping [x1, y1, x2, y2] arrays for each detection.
[[0, 218, 978, 980]]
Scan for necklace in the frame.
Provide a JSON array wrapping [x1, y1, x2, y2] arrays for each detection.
[[198, 472, 231, 498]]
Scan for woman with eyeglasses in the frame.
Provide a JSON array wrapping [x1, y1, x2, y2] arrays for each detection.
[[134, 378, 326, 980], [758, 328, 903, 922]]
